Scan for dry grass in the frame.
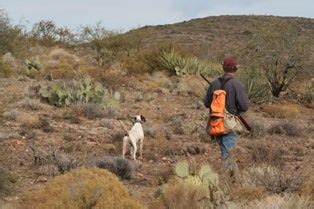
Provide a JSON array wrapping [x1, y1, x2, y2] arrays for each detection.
[[175, 75, 207, 98], [17, 113, 41, 129], [235, 194, 314, 209], [231, 186, 265, 203], [153, 181, 209, 209], [248, 142, 286, 166], [4, 84, 24, 103], [241, 165, 305, 194], [300, 175, 314, 200], [0, 169, 17, 195], [268, 121, 302, 137], [21, 168, 143, 209], [42, 48, 80, 79], [262, 103, 300, 119]]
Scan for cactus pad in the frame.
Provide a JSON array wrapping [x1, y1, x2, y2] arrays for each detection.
[[175, 160, 190, 178], [185, 175, 202, 186], [202, 172, 219, 186], [198, 164, 213, 179]]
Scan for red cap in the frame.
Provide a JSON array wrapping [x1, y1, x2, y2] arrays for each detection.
[[223, 57, 238, 68]]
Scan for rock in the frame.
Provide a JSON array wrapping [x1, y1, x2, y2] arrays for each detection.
[[113, 91, 121, 101], [37, 176, 48, 183]]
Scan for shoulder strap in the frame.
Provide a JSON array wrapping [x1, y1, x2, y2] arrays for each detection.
[[218, 76, 233, 90]]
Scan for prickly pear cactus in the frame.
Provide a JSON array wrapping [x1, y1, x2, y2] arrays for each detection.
[[199, 165, 213, 179], [175, 160, 190, 178], [199, 164, 219, 187], [202, 172, 219, 187], [184, 175, 202, 187]]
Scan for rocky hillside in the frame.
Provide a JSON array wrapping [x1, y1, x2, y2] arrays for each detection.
[[124, 15, 314, 61]]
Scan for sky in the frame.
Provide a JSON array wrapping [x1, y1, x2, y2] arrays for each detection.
[[0, 0, 313, 32]]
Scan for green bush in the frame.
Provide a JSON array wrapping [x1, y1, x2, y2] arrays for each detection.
[[21, 168, 143, 209]]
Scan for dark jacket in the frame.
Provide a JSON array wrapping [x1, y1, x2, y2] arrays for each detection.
[[204, 74, 249, 115]]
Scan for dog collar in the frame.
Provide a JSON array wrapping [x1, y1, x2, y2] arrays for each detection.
[[134, 120, 143, 124]]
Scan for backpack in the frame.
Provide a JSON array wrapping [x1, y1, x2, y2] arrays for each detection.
[[207, 77, 244, 136]]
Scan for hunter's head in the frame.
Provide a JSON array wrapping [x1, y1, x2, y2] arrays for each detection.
[[222, 56, 238, 73]]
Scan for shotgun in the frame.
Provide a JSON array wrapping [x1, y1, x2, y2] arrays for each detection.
[[200, 73, 252, 132]]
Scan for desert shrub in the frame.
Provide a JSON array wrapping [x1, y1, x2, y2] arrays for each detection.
[[0, 169, 17, 194], [96, 156, 133, 180], [41, 48, 80, 79], [30, 145, 77, 173], [3, 110, 20, 121], [245, 121, 267, 139], [53, 152, 78, 174], [62, 109, 81, 124], [242, 165, 305, 194], [17, 98, 43, 110], [235, 194, 314, 209], [17, 113, 41, 129], [249, 143, 286, 167], [80, 103, 105, 119], [262, 103, 300, 118], [36, 165, 60, 177], [123, 53, 150, 74], [19, 127, 36, 139], [0, 60, 12, 78], [21, 168, 143, 209], [39, 117, 54, 133], [268, 121, 302, 137]]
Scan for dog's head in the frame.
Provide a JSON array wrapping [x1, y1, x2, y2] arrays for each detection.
[[134, 115, 146, 123]]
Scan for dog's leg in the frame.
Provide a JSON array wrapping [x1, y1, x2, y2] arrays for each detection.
[[122, 136, 128, 159], [139, 138, 143, 160], [131, 141, 137, 161]]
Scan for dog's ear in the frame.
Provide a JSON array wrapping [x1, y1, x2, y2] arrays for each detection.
[[140, 115, 146, 122]]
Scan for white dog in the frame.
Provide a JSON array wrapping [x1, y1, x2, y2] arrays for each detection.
[[122, 115, 146, 161]]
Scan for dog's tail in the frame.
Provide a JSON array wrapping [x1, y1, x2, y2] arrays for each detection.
[[118, 120, 129, 134]]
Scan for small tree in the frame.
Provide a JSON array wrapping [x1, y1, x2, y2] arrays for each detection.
[[80, 22, 117, 66], [31, 20, 58, 46], [0, 9, 25, 56], [247, 17, 310, 97]]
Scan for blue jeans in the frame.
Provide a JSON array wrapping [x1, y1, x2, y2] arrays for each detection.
[[216, 132, 238, 169]]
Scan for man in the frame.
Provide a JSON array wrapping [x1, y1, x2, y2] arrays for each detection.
[[204, 57, 249, 172]]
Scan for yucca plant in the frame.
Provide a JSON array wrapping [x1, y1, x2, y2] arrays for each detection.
[[159, 49, 221, 76]]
